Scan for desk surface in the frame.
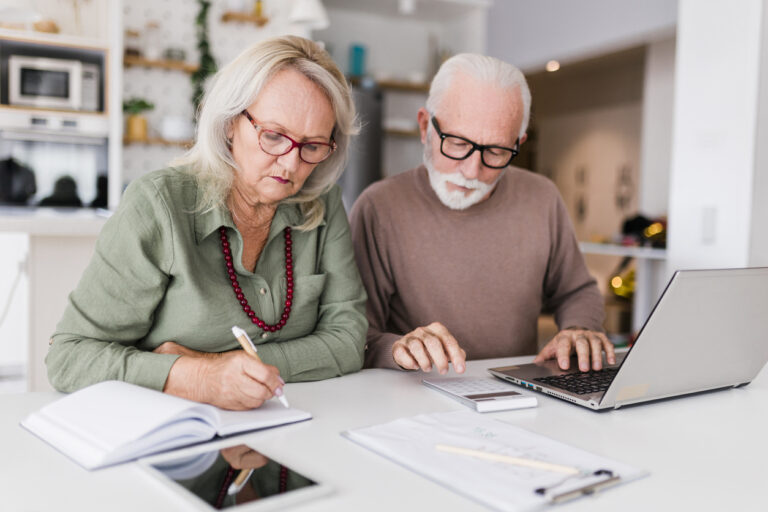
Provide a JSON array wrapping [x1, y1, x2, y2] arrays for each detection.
[[3, 356, 767, 512]]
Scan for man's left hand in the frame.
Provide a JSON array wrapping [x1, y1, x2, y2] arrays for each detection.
[[534, 328, 616, 372]]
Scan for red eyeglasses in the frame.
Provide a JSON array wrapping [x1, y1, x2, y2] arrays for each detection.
[[241, 110, 336, 164]]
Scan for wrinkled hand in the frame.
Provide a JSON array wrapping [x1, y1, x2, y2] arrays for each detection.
[[392, 322, 466, 374], [534, 328, 616, 372], [159, 343, 284, 410]]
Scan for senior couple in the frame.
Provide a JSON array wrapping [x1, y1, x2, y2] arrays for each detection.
[[46, 36, 613, 410]]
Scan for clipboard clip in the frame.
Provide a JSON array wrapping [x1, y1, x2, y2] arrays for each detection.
[[535, 469, 621, 503]]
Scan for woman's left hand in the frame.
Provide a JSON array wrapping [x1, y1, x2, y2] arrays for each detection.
[[154, 341, 218, 359]]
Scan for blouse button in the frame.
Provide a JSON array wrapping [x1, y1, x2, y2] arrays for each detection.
[[261, 333, 268, 339], [259, 288, 267, 295]]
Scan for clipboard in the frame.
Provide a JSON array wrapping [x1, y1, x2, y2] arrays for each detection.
[[343, 411, 647, 511]]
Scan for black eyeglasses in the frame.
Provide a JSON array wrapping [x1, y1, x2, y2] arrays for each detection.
[[430, 116, 519, 169], [241, 110, 336, 164]]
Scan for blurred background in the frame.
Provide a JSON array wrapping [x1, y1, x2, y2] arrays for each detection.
[[1, 0, 767, 391]]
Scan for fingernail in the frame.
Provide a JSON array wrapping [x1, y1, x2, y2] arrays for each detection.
[[456, 364, 465, 373], [278, 376, 285, 385], [274, 387, 284, 397]]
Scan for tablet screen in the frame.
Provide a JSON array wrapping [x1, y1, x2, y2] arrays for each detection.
[[147, 444, 319, 509]]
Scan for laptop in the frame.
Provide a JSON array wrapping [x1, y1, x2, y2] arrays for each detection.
[[489, 267, 768, 410]]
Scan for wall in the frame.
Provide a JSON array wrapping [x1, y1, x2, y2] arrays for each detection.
[[668, 0, 767, 270], [121, 0, 310, 183], [486, 0, 677, 72], [538, 104, 642, 243], [639, 37, 675, 218], [0, 233, 28, 390]]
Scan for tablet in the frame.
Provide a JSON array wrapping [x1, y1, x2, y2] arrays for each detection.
[[140, 441, 331, 511]]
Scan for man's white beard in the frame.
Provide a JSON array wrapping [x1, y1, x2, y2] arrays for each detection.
[[424, 143, 501, 210]]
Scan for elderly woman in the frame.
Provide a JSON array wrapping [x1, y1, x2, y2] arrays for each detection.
[[46, 36, 367, 410]]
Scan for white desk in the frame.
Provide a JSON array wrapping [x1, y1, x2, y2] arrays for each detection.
[[2, 356, 767, 512]]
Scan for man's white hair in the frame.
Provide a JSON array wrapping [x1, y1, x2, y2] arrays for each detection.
[[426, 53, 531, 139]]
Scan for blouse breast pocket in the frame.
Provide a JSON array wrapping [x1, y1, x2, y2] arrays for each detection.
[[284, 273, 327, 337]]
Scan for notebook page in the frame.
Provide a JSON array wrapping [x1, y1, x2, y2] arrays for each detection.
[[25, 381, 216, 454], [215, 400, 312, 436]]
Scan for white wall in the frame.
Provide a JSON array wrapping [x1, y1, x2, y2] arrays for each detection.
[[121, 0, 311, 183], [668, 0, 766, 270], [538, 104, 642, 243], [316, 9, 443, 81], [486, 0, 677, 72], [639, 37, 676, 218], [0, 234, 28, 385]]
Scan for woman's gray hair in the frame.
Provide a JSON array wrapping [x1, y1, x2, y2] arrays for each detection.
[[426, 53, 531, 140], [172, 35, 358, 231]]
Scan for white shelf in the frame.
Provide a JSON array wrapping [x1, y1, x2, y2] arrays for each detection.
[[0, 28, 109, 50], [579, 242, 667, 260]]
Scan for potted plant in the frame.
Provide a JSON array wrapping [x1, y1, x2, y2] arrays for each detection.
[[123, 97, 155, 142]]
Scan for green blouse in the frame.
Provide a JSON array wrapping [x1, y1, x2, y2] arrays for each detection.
[[46, 167, 367, 392]]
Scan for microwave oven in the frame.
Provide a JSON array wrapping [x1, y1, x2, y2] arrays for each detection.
[[8, 55, 99, 111]]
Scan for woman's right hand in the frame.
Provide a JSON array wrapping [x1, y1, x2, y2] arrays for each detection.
[[162, 348, 284, 410]]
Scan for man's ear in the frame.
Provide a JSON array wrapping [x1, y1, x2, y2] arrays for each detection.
[[519, 133, 528, 145], [417, 108, 430, 144]]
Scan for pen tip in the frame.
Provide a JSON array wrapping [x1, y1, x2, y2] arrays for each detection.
[[231, 326, 242, 337]]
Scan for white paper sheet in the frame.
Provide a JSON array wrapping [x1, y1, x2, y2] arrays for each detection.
[[343, 411, 647, 512]]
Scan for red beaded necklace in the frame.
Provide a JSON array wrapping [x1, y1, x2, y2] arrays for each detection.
[[219, 225, 293, 332]]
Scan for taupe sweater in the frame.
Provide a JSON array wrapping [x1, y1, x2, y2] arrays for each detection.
[[350, 165, 604, 369]]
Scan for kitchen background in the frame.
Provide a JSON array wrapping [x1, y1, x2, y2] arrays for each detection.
[[1, 0, 767, 391]]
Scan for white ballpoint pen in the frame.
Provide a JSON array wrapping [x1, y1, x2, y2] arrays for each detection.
[[231, 325, 290, 408]]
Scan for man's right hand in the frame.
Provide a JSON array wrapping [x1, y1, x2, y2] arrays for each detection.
[[392, 322, 467, 374]]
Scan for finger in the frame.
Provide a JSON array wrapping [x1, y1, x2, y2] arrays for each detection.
[[555, 336, 572, 370], [455, 348, 467, 373], [393, 342, 419, 370], [241, 357, 282, 393], [534, 339, 557, 363], [421, 332, 451, 374], [405, 336, 433, 372], [588, 334, 603, 371], [426, 323, 466, 373], [573, 335, 591, 372], [599, 333, 617, 364], [234, 380, 273, 409]]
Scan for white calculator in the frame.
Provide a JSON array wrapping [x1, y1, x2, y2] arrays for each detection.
[[422, 377, 538, 412]]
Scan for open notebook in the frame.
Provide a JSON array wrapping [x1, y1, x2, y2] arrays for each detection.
[[21, 380, 311, 470]]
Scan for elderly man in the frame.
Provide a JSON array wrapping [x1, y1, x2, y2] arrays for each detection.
[[350, 53, 614, 375]]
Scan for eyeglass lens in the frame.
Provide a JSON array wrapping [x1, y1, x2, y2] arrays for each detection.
[[259, 130, 333, 164], [440, 137, 515, 168]]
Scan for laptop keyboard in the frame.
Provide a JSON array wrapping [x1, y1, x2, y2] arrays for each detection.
[[534, 368, 618, 395]]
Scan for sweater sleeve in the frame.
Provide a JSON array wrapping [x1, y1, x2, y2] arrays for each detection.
[[45, 178, 180, 392], [251, 186, 368, 381], [349, 189, 402, 369], [543, 192, 605, 332]]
